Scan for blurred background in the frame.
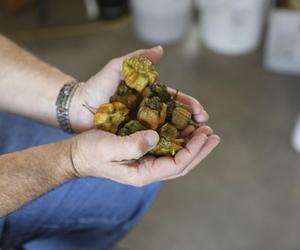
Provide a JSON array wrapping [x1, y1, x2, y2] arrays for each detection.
[[1, 0, 300, 249]]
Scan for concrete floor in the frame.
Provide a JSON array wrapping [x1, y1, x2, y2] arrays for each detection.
[[1, 3, 300, 250]]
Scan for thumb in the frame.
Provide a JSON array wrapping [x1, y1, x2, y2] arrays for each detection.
[[111, 130, 159, 161], [142, 46, 164, 64]]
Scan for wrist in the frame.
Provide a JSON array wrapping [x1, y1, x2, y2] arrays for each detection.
[[37, 72, 75, 127], [59, 138, 81, 178], [69, 135, 87, 177], [56, 80, 83, 133], [69, 83, 95, 133], [36, 138, 80, 180]]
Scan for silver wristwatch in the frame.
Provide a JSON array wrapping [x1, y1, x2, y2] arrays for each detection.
[[56, 81, 83, 133]]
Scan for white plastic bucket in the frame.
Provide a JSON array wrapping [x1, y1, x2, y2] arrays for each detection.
[[130, 0, 193, 44], [264, 9, 300, 76], [196, 0, 269, 55], [292, 115, 300, 154]]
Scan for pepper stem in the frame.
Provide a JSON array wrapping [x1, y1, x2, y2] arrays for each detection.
[[82, 103, 96, 115]]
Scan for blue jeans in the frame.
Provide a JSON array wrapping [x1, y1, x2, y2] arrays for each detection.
[[0, 113, 161, 250]]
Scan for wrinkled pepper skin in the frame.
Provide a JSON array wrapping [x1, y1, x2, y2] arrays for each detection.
[[122, 56, 158, 92], [118, 120, 146, 136], [137, 97, 167, 130], [110, 81, 139, 110], [150, 137, 184, 156], [167, 101, 198, 130], [149, 123, 184, 156], [159, 123, 179, 139], [142, 83, 172, 103], [94, 102, 129, 134]]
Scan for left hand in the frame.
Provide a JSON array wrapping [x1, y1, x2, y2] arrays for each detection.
[[69, 125, 220, 186], [69, 46, 209, 133]]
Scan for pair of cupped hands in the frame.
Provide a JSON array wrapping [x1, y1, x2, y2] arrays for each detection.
[[68, 46, 220, 186]]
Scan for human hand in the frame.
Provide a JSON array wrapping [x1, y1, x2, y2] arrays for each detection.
[[70, 126, 220, 186], [69, 46, 209, 132]]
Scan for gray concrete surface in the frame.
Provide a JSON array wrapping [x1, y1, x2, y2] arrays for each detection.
[[1, 3, 300, 249]]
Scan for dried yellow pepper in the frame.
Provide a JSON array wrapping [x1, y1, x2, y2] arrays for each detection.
[[122, 56, 158, 92], [150, 123, 184, 156], [94, 102, 129, 134]]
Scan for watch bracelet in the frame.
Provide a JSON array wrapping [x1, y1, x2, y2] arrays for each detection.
[[56, 81, 83, 133]]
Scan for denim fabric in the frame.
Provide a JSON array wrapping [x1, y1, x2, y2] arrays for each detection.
[[0, 219, 3, 242], [0, 113, 161, 250]]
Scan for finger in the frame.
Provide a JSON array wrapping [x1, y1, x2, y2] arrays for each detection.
[[180, 125, 196, 138], [174, 133, 208, 169], [141, 46, 164, 64], [199, 126, 213, 137], [180, 125, 213, 139], [162, 134, 220, 180], [134, 133, 209, 185], [106, 130, 159, 161], [109, 46, 164, 71], [183, 126, 216, 144], [173, 134, 220, 179], [183, 126, 213, 144], [122, 46, 164, 64], [167, 87, 209, 123]]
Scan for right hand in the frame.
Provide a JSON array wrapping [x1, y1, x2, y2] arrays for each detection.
[[69, 46, 209, 133], [70, 126, 220, 187]]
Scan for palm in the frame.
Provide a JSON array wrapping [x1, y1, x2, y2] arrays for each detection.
[[71, 60, 124, 132]]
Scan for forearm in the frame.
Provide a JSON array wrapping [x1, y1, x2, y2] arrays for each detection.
[[0, 139, 75, 217], [0, 34, 75, 127]]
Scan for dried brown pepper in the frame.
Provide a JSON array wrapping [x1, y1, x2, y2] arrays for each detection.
[[142, 83, 172, 103], [159, 122, 179, 139], [94, 102, 129, 134], [118, 120, 146, 136], [150, 137, 184, 156], [150, 123, 184, 156], [122, 56, 158, 92], [137, 96, 167, 130], [167, 101, 198, 130], [110, 81, 139, 110]]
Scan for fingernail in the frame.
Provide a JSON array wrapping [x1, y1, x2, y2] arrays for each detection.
[[214, 135, 221, 143], [152, 45, 163, 51], [202, 125, 213, 134], [196, 110, 209, 122], [144, 131, 159, 147], [202, 110, 208, 117]]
